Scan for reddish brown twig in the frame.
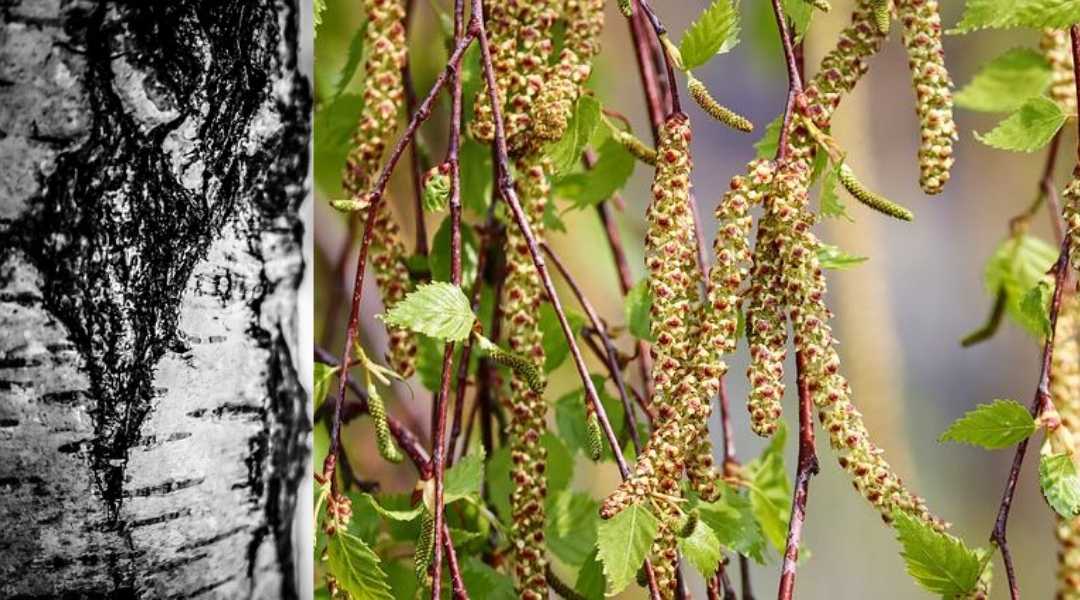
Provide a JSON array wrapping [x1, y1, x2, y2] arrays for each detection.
[[402, 0, 428, 258], [771, 0, 804, 162], [777, 352, 819, 600]]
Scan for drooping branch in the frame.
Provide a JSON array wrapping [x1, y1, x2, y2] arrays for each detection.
[[777, 352, 819, 600]]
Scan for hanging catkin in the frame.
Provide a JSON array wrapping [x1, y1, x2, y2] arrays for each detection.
[[1052, 295, 1080, 599], [533, 0, 605, 143], [341, 0, 417, 378], [500, 153, 552, 599], [1042, 29, 1077, 116]]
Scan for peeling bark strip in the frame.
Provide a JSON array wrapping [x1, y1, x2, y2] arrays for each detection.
[[0, 0, 309, 597]]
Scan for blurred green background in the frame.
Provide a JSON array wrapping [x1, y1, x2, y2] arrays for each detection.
[[314, 1, 1069, 597]]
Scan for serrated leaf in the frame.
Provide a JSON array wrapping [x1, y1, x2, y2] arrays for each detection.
[[678, 517, 723, 578], [975, 96, 1065, 153], [547, 95, 601, 174], [954, 0, 1080, 31], [819, 162, 853, 222], [546, 490, 600, 567], [697, 487, 768, 564], [334, 26, 368, 98], [576, 548, 607, 600], [381, 282, 477, 342], [746, 425, 791, 553], [445, 447, 485, 503], [461, 556, 517, 600], [556, 134, 636, 209], [1020, 281, 1053, 337], [354, 492, 425, 522], [893, 511, 984, 597], [939, 399, 1036, 449], [326, 526, 395, 600], [817, 243, 867, 271], [754, 115, 783, 159], [314, 362, 338, 412], [955, 48, 1052, 113], [1041, 452, 1080, 517], [679, 0, 741, 70], [985, 234, 1057, 338], [597, 503, 660, 595], [782, 0, 814, 41], [314, 93, 364, 197], [624, 279, 654, 342], [539, 302, 586, 373], [950, 0, 1021, 33]]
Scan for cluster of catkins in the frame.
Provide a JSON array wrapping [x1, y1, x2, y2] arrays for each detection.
[[342, 0, 417, 377], [1043, 28, 1078, 117], [469, 1, 604, 596], [1052, 295, 1080, 599]]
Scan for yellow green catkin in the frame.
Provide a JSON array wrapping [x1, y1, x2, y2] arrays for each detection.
[[687, 75, 754, 133], [615, 129, 658, 166], [837, 164, 914, 221], [500, 153, 552, 599], [342, 0, 417, 378], [586, 409, 604, 461], [533, 0, 605, 144], [871, 0, 890, 34], [618, 0, 633, 16], [1051, 296, 1080, 599], [414, 508, 435, 584], [801, 0, 832, 12], [1067, 179, 1080, 273], [1043, 28, 1078, 116], [365, 382, 403, 463], [896, 0, 956, 195]]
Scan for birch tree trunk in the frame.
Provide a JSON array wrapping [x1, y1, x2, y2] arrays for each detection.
[[0, 0, 310, 597]]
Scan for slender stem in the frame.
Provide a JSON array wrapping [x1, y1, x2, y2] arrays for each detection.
[[626, 3, 666, 140], [777, 352, 819, 600], [326, 28, 478, 496], [770, 0, 804, 162], [542, 242, 644, 455], [402, 0, 428, 257], [429, 0, 468, 593], [631, 0, 680, 114]]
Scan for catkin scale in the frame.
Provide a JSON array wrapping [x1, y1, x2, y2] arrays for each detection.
[[688, 76, 753, 133], [896, 0, 956, 195], [342, 0, 417, 378]]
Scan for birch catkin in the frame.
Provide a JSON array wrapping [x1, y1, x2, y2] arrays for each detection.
[[1042, 29, 1077, 116], [342, 0, 417, 378], [896, 0, 956, 195], [533, 0, 604, 143], [1052, 296, 1080, 599]]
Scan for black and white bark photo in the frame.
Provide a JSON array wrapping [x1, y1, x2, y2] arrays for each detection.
[[0, 0, 311, 597]]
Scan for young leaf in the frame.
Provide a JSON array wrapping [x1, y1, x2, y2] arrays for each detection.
[[539, 303, 586, 373], [461, 136, 493, 215], [624, 279, 654, 342], [950, 0, 1020, 33], [314, 0, 327, 34], [984, 234, 1057, 338], [817, 243, 868, 271], [1019, 281, 1052, 337], [954, 48, 1052, 113], [313, 362, 339, 412], [754, 115, 783, 159], [445, 447, 485, 503], [546, 490, 600, 567], [679, 0, 740, 70], [429, 219, 479, 286], [893, 510, 984, 597], [819, 162, 853, 222], [326, 526, 395, 600], [555, 134, 636, 209], [353, 492, 424, 523], [542, 432, 574, 493], [576, 548, 607, 600], [697, 487, 768, 564], [596, 503, 660, 595], [1014, 0, 1080, 29], [678, 516, 723, 578], [782, 0, 814, 40], [554, 377, 626, 461], [746, 425, 792, 552], [974, 96, 1065, 153], [939, 399, 1037, 449], [547, 95, 601, 175], [461, 556, 517, 600], [380, 282, 477, 342], [1040, 452, 1080, 518], [486, 446, 513, 524], [334, 25, 368, 98]]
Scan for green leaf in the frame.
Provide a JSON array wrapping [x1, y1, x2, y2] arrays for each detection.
[[355, 492, 424, 522], [678, 517, 723, 578], [486, 446, 513, 524], [334, 25, 368, 98], [380, 282, 477, 342], [542, 432, 574, 493], [556, 135, 636, 209], [445, 447, 485, 503], [697, 487, 768, 564], [939, 399, 1037, 449], [679, 0, 741, 70], [547, 95, 601, 175], [461, 136, 494, 215], [817, 243, 867, 271], [554, 376, 627, 461], [326, 526, 395, 600], [1020, 281, 1053, 337], [540, 302, 586, 373], [985, 234, 1057, 338], [461, 556, 517, 600], [314, 362, 338, 412], [955, 48, 1052, 113], [1040, 452, 1080, 517], [952, 0, 1080, 32], [624, 279, 654, 342], [429, 218, 479, 286], [314, 93, 363, 197], [576, 548, 607, 600], [893, 511, 985, 597], [782, 0, 814, 41], [383, 561, 420, 600], [596, 503, 660, 595], [546, 491, 600, 567], [746, 424, 791, 552], [974, 96, 1065, 153], [754, 115, 783, 159], [819, 162, 853, 222], [314, 0, 327, 34]]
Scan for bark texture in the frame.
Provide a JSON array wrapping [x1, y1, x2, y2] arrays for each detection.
[[0, 0, 310, 597]]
